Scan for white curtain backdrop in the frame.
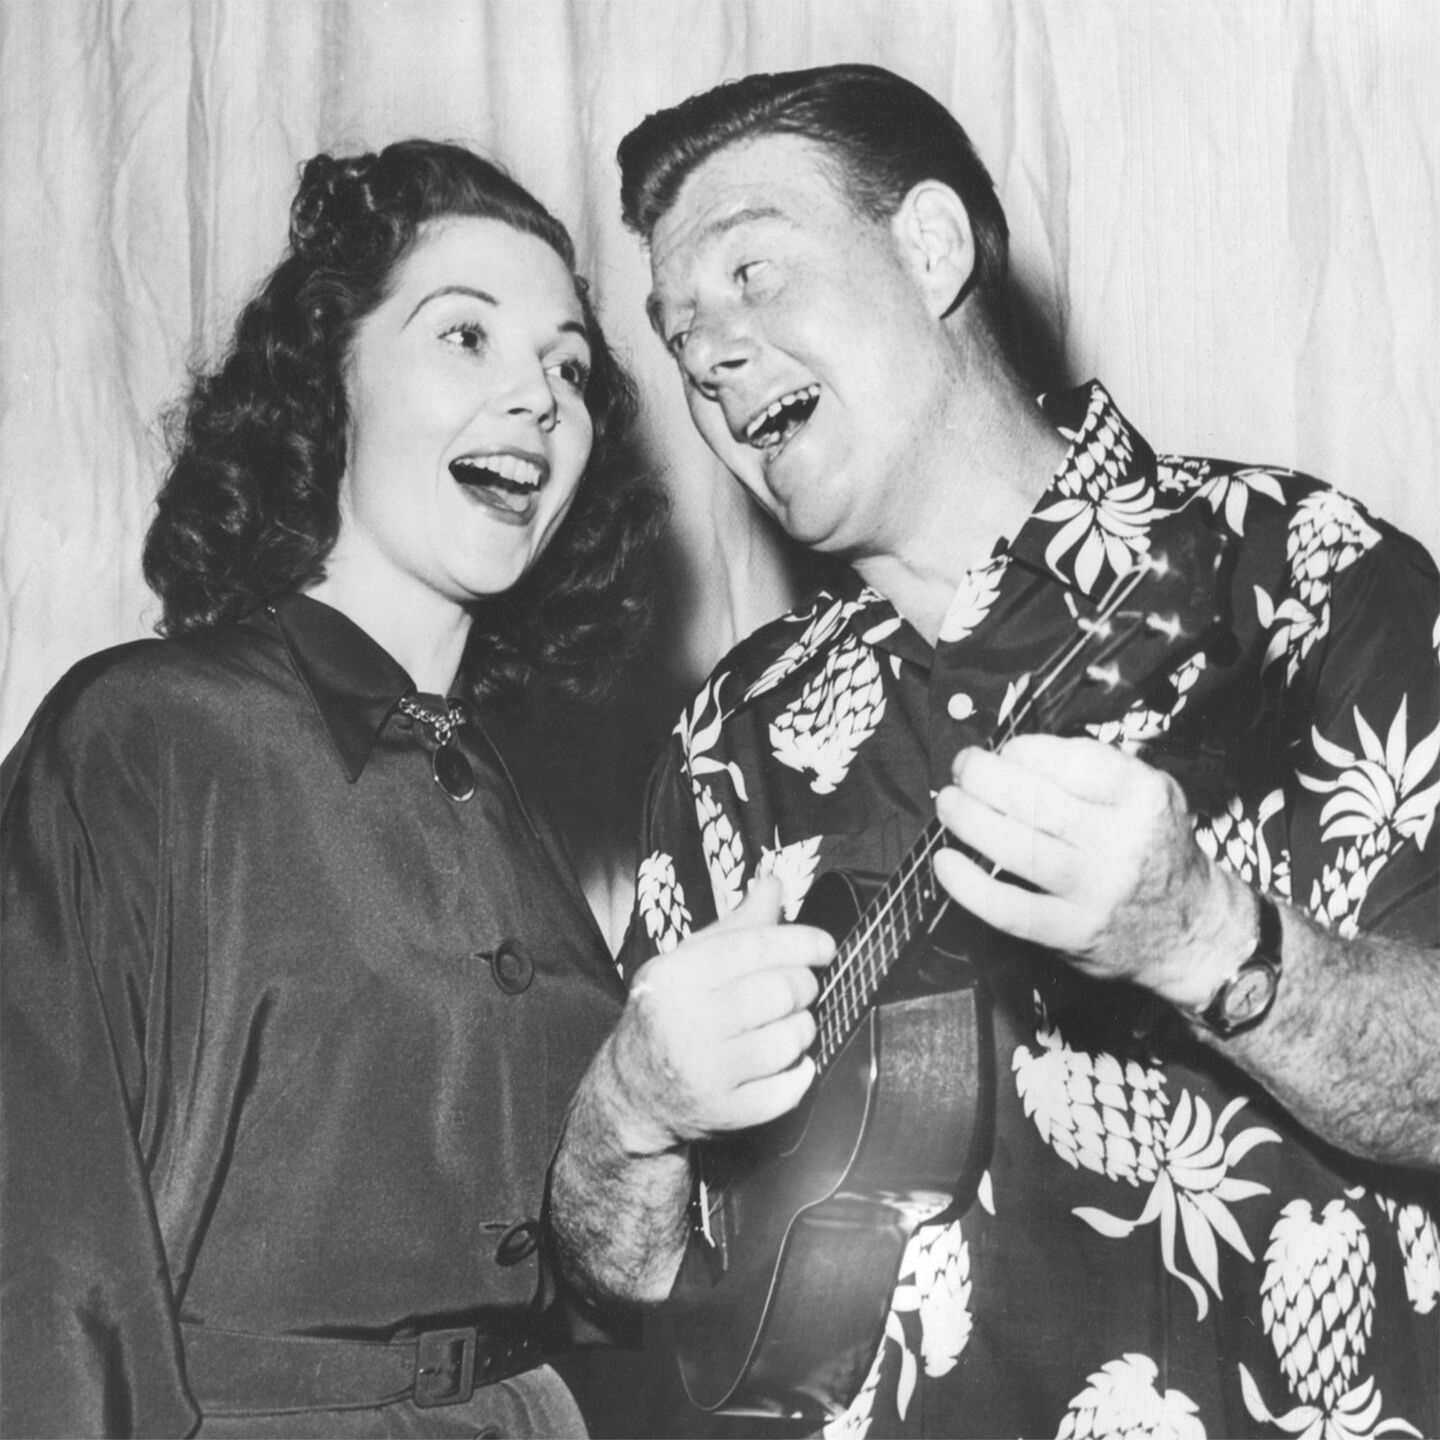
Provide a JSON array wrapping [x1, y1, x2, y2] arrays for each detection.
[[3, 0, 1437, 932]]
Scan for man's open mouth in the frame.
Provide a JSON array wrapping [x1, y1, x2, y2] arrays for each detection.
[[743, 384, 820, 452], [449, 452, 548, 514]]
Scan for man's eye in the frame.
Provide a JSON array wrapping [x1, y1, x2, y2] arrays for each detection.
[[440, 322, 486, 352], [734, 260, 767, 286]]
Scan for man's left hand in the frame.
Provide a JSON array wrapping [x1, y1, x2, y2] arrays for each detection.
[[933, 733, 1254, 1010]]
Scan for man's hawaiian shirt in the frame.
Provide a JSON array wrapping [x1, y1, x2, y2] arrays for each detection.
[[621, 382, 1439, 1439]]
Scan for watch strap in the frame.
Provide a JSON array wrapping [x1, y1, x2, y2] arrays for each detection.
[[1191, 890, 1283, 1037]]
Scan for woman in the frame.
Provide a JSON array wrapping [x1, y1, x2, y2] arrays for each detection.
[[1, 140, 659, 1438]]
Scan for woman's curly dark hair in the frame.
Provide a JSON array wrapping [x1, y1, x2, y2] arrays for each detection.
[[144, 138, 663, 706]]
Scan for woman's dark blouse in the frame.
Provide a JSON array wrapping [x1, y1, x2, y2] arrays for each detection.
[[0, 595, 626, 1436]]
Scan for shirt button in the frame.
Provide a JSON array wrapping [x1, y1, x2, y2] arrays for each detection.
[[490, 940, 534, 995], [493, 1218, 540, 1266]]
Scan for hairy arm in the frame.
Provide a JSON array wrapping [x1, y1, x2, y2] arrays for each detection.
[[1221, 901, 1439, 1166], [548, 1035, 694, 1303], [549, 879, 834, 1304]]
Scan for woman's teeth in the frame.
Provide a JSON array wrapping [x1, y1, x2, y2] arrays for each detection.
[[449, 454, 544, 489]]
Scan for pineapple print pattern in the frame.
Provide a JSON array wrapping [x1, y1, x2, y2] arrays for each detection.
[[825, 1220, 974, 1439], [1261, 1198, 1375, 1411], [905, 1220, 972, 1383], [1189, 462, 1289, 536], [1034, 384, 1156, 593], [1056, 1354, 1205, 1440], [1374, 1194, 1440, 1316], [1257, 489, 1381, 684], [744, 590, 889, 705], [1013, 1003, 1165, 1186], [938, 554, 1008, 643], [756, 832, 822, 920], [1240, 1198, 1422, 1439], [1194, 788, 1292, 900], [636, 851, 692, 953], [696, 784, 746, 916], [770, 632, 887, 795], [1015, 998, 1281, 1320], [1300, 697, 1440, 935]]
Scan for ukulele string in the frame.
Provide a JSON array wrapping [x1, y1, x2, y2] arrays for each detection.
[[812, 559, 1157, 1061]]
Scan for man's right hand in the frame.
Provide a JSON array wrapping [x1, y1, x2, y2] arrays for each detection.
[[602, 876, 836, 1157]]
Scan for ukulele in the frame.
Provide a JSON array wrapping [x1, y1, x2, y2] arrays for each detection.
[[669, 521, 1229, 1422]]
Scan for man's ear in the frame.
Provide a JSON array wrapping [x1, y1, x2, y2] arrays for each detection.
[[892, 180, 976, 319]]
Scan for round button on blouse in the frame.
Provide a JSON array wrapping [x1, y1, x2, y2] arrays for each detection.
[[489, 940, 534, 995]]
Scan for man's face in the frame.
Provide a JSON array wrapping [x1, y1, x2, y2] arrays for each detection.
[[647, 133, 960, 562]]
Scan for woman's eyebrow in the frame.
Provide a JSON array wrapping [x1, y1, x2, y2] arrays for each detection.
[[405, 287, 589, 346], [404, 284, 498, 325]]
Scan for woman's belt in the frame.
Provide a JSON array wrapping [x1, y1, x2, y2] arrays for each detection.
[[180, 1322, 544, 1414]]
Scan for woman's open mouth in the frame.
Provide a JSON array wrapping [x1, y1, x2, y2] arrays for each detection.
[[449, 452, 548, 517]]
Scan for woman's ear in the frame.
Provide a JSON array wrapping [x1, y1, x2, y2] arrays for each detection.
[[891, 180, 977, 320]]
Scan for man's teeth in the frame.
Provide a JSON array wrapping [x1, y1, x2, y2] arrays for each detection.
[[451, 454, 543, 488], [744, 384, 821, 447]]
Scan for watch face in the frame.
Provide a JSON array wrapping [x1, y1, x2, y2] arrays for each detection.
[[1225, 965, 1277, 1022]]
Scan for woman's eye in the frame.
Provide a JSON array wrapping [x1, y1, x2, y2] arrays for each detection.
[[440, 322, 486, 352], [549, 356, 591, 392]]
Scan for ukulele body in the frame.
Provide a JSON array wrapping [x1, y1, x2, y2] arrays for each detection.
[[670, 872, 993, 1421]]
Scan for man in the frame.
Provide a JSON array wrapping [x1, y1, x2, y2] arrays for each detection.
[[550, 65, 1438, 1438]]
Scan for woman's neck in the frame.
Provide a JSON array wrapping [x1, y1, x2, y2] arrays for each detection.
[[303, 570, 472, 695]]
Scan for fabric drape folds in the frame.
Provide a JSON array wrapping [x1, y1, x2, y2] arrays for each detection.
[[3, 0, 1436, 926]]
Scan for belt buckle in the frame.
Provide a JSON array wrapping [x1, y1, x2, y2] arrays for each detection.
[[414, 1327, 476, 1409]]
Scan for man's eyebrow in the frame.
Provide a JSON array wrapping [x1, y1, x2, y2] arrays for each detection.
[[645, 204, 789, 336], [404, 285, 497, 325]]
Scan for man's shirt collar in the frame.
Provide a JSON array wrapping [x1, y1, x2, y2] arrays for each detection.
[[724, 381, 1167, 706], [1007, 380, 1162, 596], [262, 593, 414, 782]]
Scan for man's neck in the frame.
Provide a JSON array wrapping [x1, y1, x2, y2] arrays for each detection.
[[853, 372, 1068, 646]]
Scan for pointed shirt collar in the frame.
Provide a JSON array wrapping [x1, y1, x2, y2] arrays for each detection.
[[734, 381, 1168, 703], [845, 379, 1161, 608], [260, 594, 415, 782]]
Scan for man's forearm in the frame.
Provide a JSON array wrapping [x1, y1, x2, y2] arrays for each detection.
[[1199, 903, 1440, 1169], [549, 1034, 693, 1304]]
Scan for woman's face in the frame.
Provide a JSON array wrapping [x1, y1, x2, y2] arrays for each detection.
[[332, 216, 595, 608]]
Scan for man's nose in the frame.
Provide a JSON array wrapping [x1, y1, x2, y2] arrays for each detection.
[[683, 310, 758, 399]]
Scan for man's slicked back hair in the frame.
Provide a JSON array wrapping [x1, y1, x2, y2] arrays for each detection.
[[618, 64, 1010, 317]]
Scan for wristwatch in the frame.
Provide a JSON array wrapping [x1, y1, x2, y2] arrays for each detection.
[[1188, 891, 1284, 1037]]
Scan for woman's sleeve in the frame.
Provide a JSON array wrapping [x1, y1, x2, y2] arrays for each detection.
[[1, 677, 197, 1438]]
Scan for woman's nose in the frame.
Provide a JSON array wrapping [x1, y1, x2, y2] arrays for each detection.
[[499, 358, 558, 430]]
